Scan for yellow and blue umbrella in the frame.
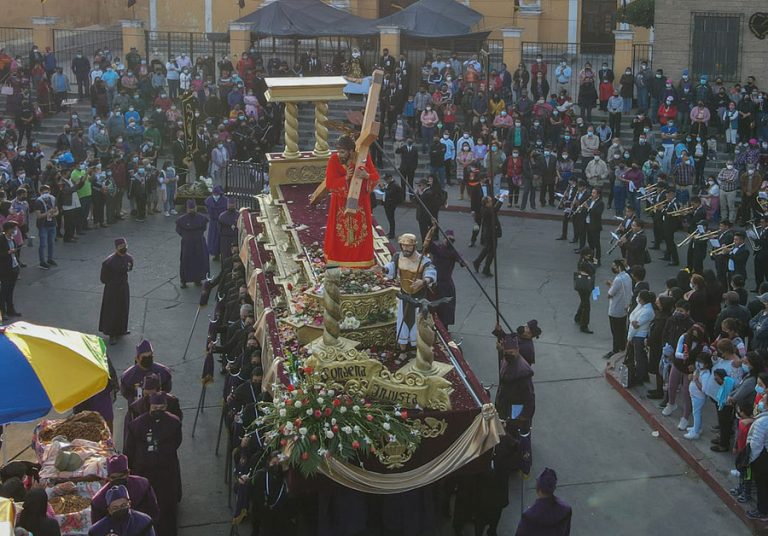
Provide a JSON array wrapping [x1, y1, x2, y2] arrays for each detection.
[[0, 322, 109, 425]]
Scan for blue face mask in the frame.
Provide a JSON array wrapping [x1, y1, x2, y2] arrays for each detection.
[[756, 385, 765, 395], [743, 364, 751, 374], [759, 402, 766, 413]]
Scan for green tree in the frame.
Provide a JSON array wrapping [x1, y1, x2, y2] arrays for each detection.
[[618, 0, 655, 29]]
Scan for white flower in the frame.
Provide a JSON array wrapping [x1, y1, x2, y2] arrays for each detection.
[[317, 397, 325, 404], [317, 448, 328, 456], [325, 430, 335, 439], [388, 434, 397, 443], [383, 422, 391, 431], [299, 427, 308, 435], [331, 418, 337, 426], [279, 409, 287, 417], [295, 401, 302, 408], [285, 422, 294, 431], [306, 409, 313, 416], [352, 405, 360, 412], [353, 425, 361, 434], [328, 389, 335, 397], [342, 426, 353, 435], [339, 406, 347, 414]]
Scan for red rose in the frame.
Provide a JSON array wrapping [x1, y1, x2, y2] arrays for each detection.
[[280, 439, 287, 446], [400, 410, 408, 420], [304, 366, 313, 375], [332, 399, 341, 407], [366, 414, 373, 422], [287, 283, 294, 291], [332, 425, 339, 433], [294, 418, 302, 426], [286, 384, 295, 392], [285, 399, 293, 406], [351, 440, 360, 449], [314, 410, 322, 418], [301, 451, 309, 461], [324, 407, 332, 416], [310, 434, 318, 442]]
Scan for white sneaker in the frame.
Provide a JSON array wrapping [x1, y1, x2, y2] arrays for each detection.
[[661, 403, 677, 416], [170, 209, 178, 215], [164, 211, 170, 217], [677, 417, 689, 430], [683, 431, 700, 440]]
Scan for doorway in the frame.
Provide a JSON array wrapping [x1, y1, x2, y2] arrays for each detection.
[[581, 0, 617, 53]]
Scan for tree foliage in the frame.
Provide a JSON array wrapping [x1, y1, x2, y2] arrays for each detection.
[[618, 0, 655, 29]]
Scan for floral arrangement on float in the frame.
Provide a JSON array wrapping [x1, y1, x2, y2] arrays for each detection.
[[254, 365, 420, 477]]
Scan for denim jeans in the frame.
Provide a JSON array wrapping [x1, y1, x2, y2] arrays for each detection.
[[637, 87, 649, 112], [78, 195, 92, 231], [430, 165, 446, 188], [38, 225, 55, 264], [164, 182, 177, 213], [622, 97, 632, 113], [690, 394, 706, 435]]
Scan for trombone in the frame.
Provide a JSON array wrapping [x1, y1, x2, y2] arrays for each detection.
[[644, 200, 667, 213], [676, 230, 699, 248], [637, 184, 662, 201], [667, 204, 695, 217], [607, 233, 628, 254], [710, 243, 734, 257], [694, 230, 719, 242]]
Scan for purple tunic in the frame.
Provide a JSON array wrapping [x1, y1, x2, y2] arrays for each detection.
[[217, 208, 238, 259], [120, 363, 173, 404], [204, 194, 228, 255], [515, 496, 572, 536], [88, 509, 155, 536], [91, 475, 159, 525], [98, 252, 133, 336], [125, 411, 182, 536], [175, 212, 210, 284]]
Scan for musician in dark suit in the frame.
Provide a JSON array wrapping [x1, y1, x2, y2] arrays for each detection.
[[571, 180, 590, 248], [381, 174, 402, 239], [726, 231, 750, 284], [395, 138, 419, 196], [617, 204, 637, 258], [556, 177, 577, 241], [585, 188, 605, 265], [660, 189, 681, 266], [539, 148, 558, 207], [649, 179, 667, 250], [754, 214, 768, 292], [0, 222, 21, 317], [713, 219, 734, 288], [624, 219, 648, 267], [686, 196, 708, 274]]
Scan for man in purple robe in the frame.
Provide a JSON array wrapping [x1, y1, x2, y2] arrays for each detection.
[[515, 468, 572, 536], [99, 237, 133, 345], [91, 454, 159, 526], [176, 199, 209, 288], [125, 392, 183, 536], [492, 325, 535, 425], [424, 225, 464, 327], [217, 198, 238, 260], [88, 484, 156, 536], [128, 373, 183, 423], [204, 185, 228, 260], [120, 340, 173, 404]]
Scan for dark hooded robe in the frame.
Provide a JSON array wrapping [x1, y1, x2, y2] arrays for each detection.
[[204, 193, 228, 255], [125, 411, 182, 536], [515, 496, 573, 536], [128, 392, 183, 422], [88, 509, 156, 536], [98, 252, 133, 336], [91, 475, 159, 526], [428, 241, 461, 326], [217, 207, 239, 259], [120, 363, 173, 404], [492, 327, 535, 423], [175, 211, 210, 284]]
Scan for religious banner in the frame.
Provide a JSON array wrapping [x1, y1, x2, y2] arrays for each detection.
[[180, 90, 198, 163]]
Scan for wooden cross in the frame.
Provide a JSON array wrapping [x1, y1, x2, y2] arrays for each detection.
[[310, 69, 384, 209]]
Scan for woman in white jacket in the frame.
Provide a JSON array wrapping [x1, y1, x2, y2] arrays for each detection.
[[627, 290, 655, 386], [748, 406, 768, 519]]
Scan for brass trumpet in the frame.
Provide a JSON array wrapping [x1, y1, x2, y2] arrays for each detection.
[[572, 197, 591, 215], [694, 230, 719, 241], [676, 230, 698, 248], [710, 243, 734, 257], [637, 184, 661, 201], [667, 204, 695, 217], [644, 200, 667, 213]]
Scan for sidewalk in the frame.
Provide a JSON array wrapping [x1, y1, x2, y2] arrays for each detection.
[[604, 355, 768, 535]]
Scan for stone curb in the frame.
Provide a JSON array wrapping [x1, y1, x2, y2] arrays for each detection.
[[603, 361, 766, 535]]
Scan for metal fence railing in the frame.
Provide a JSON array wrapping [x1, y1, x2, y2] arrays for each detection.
[[0, 27, 34, 60], [224, 160, 267, 209], [522, 42, 615, 100], [631, 43, 653, 75], [145, 31, 230, 82], [249, 35, 378, 77], [52, 28, 123, 91]]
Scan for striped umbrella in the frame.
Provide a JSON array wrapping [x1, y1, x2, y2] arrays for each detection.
[[0, 322, 109, 425]]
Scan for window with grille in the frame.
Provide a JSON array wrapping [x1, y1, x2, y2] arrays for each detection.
[[691, 13, 742, 80]]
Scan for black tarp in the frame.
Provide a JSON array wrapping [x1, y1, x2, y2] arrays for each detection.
[[235, 0, 378, 37], [376, 0, 484, 38]]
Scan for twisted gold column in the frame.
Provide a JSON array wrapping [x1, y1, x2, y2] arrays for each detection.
[[322, 267, 342, 346], [313, 101, 330, 158], [413, 312, 436, 373], [283, 101, 300, 159]]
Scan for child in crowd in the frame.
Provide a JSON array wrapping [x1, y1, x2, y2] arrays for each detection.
[[732, 402, 755, 503], [711, 368, 735, 452], [685, 353, 713, 440]]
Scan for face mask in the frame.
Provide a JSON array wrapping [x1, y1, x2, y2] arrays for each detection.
[[514, 122, 521, 127], [543, 151, 550, 156], [760, 402, 766, 413], [640, 139, 646, 144], [700, 79, 706, 84], [743, 364, 751, 374], [564, 136, 570, 141], [749, 170, 755, 175], [492, 146, 498, 152], [727, 164, 733, 170], [426, 107, 431, 111], [587, 132, 594, 137], [757, 385, 766, 395], [561, 154, 568, 159], [625, 70, 631, 75], [512, 153, 519, 158], [643, 127, 650, 133], [695, 362, 703, 371], [213, 195, 220, 201], [110, 507, 129, 522], [463, 147, 469, 152], [533, 122, 540, 127], [500, 111, 507, 116], [443, 134, 449, 139]]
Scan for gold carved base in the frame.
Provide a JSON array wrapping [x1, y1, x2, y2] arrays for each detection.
[[307, 335, 361, 358], [266, 152, 328, 188], [398, 358, 454, 378]]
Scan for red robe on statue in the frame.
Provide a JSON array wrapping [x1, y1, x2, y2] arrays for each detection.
[[323, 152, 379, 268]]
